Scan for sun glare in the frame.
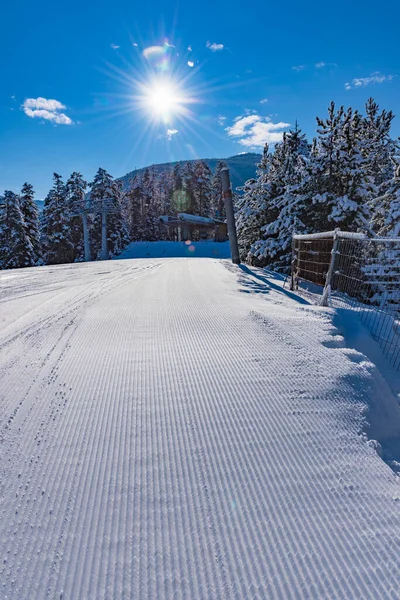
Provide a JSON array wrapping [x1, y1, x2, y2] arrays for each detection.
[[144, 81, 184, 122]]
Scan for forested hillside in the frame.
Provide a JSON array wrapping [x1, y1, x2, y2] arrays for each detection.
[[119, 153, 261, 193], [1, 99, 399, 271]]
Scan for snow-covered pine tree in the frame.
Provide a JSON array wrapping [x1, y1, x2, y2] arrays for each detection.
[[362, 99, 400, 233], [296, 103, 372, 235], [140, 168, 160, 241], [42, 174, 74, 265], [372, 162, 400, 238], [361, 98, 397, 191], [211, 161, 227, 219], [236, 144, 273, 261], [192, 160, 213, 217], [170, 163, 184, 214], [66, 172, 87, 261], [107, 180, 130, 255], [19, 183, 41, 263], [181, 162, 197, 214], [328, 107, 373, 230], [126, 176, 145, 240], [89, 168, 128, 258], [363, 162, 400, 309], [248, 126, 310, 269], [0, 191, 35, 269]]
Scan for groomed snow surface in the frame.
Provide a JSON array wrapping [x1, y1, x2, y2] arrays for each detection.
[[1, 249, 400, 599]]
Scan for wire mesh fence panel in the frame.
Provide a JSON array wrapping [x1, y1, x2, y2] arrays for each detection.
[[291, 231, 400, 370]]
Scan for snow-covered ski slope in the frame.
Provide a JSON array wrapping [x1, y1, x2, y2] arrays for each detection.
[[1, 258, 400, 600]]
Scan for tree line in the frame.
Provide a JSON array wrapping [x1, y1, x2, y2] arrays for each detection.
[[236, 98, 400, 271], [0, 160, 227, 269]]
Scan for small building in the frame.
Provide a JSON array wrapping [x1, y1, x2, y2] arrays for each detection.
[[159, 213, 228, 242]]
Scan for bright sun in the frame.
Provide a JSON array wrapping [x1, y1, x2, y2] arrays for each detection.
[[144, 80, 184, 122]]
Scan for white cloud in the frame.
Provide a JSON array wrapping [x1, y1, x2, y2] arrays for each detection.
[[217, 115, 227, 126], [167, 128, 178, 140], [188, 45, 192, 52], [110, 43, 120, 49], [188, 61, 194, 67], [259, 98, 268, 104], [22, 97, 73, 125], [206, 41, 224, 52], [226, 113, 289, 148], [345, 72, 394, 90], [292, 65, 305, 72], [315, 62, 326, 68], [133, 42, 138, 47]]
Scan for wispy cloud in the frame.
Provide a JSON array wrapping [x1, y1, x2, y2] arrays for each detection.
[[259, 98, 268, 104], [110, 43, 120, 50], [22, 97, 73, 125], [206, 41, 224, 52], [188, 45, 192, 52], [217, 115, 227, 126], [133, 42, 138, 47], [315, 61, 338, 69], [292, 65, 305, 72], [167, 128, 178, 140], [226, 113, 289, 148], [345, 72, 394, 90]]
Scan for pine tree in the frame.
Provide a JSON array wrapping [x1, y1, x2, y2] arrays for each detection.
[[42, 174, 73, 265], [193, 160, 213, 217], [211, 161, 227, 219], [372, 162, 400, 238], [181, 162, 197, 214], [170, 163, 185, 214], [295, 103, 372, 234], [89, 168, 128, 258], [248, 126, 310, 269], [0, 191, 35, 269], [19, 183, 41, 262], [361, 98, 397, 191], [66, 172, 87, 261], [236, 144, 274, 261], [126, 176, 145, 240]]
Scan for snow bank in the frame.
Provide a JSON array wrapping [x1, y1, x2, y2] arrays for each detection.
[[115, 240, 231, 259]]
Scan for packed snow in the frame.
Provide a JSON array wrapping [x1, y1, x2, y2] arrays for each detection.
[[1, 257, 400, 599]]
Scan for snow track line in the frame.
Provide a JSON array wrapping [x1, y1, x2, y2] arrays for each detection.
[[1, 259, 400, 599]]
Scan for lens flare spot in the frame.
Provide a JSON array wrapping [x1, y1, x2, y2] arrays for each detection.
[[172, 189, 190, 212], [188, 245, 195, 253], [185, 240, 191, 246]]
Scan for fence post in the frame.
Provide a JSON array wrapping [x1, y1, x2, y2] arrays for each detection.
[[290, 237, 296, 290], [320, 228, 340, 307], [220, 168, 240, 265]]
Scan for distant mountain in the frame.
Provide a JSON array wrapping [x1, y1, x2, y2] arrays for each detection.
[[119, 152, 261, 192]]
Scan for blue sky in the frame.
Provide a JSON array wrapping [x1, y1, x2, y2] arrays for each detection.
[[1, 0, 399, 198]]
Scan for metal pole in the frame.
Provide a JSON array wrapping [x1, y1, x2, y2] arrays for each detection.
[[220, 168, 240, 265], [82, 212, 91, 262], [101, 210, 108, 260]]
